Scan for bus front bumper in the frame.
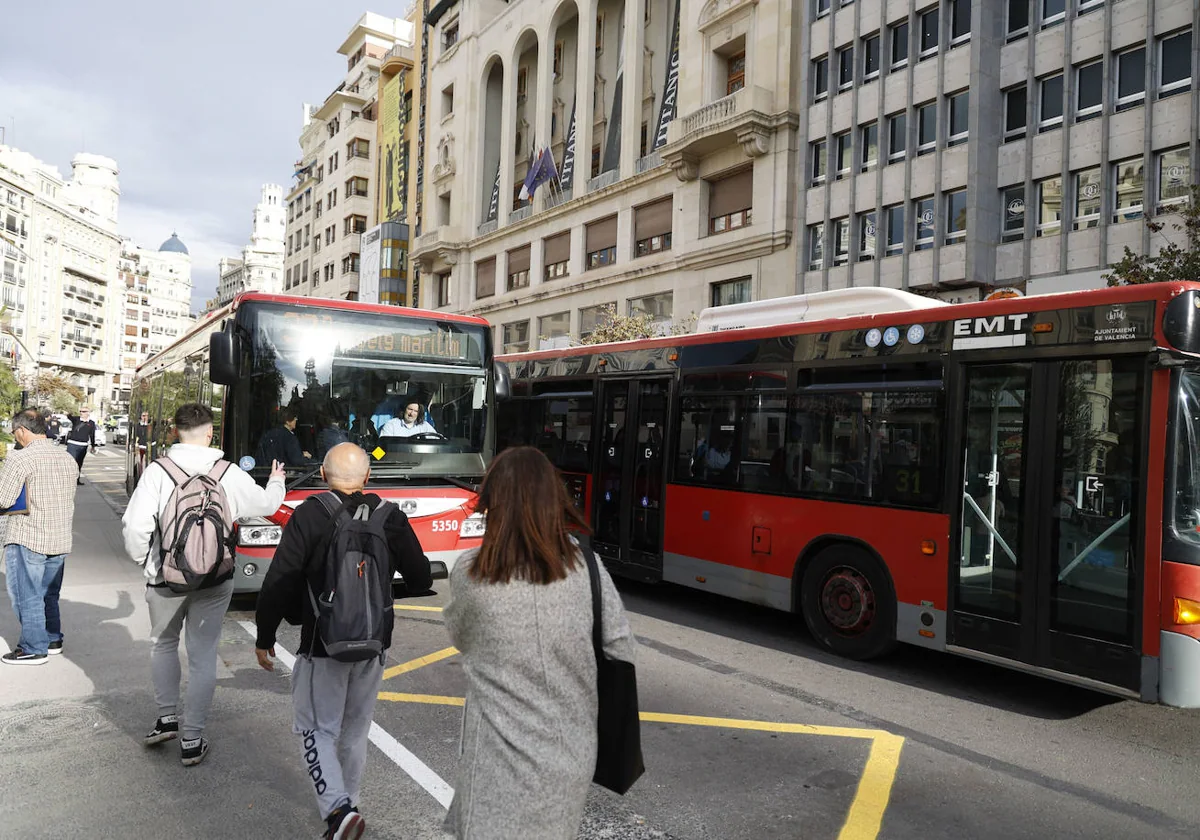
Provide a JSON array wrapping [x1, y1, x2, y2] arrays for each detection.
[[231, 546, 455, 594]]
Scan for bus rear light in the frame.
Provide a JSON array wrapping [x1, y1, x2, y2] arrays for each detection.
[[920, 540, 937, 555], [1032, 322, 1054, 334], [1173, 596, 1200, 626]]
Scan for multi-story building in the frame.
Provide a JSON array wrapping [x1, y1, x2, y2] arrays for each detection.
[[284, 13, 414, 302], [799, 0, 1197, 298], [0, 144, 124, 411], [412, 0, 1197, 349], [213, 184, 286, 309], [114, 235, 195, 410]]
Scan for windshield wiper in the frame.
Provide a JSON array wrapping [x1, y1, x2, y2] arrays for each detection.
[[442, 476, 479, 493], [285, 464, 324, 491]]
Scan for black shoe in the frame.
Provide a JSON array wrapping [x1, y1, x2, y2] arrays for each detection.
[[180, 736, 209, 767], [144, 715, 179, 746], [323, 805, 365, 840], [2, 648, 48, 666], [47, 640, 63, 656]]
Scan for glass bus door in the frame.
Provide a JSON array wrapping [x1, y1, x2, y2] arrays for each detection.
[[952, 359, 1144, 691], [592, 377, 669, 579]]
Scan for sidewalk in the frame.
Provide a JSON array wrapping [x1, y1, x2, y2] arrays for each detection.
[[0, 479, 362, 839]]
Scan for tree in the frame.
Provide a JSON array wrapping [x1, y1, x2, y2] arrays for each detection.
[[577, 305, 696, 346], [0, 362, 19, 417], [30, 373, 85, 414], [1104, 186, 1200, 287]]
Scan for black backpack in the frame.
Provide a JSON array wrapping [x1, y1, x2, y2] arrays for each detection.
[[308, 493, 396, 662]]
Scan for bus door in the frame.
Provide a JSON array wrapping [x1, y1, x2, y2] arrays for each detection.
[[951, 359, 1145, 691], [592, 376, 670, 579]]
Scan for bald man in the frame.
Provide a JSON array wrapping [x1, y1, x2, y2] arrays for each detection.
[[254, 443, 432, 840]]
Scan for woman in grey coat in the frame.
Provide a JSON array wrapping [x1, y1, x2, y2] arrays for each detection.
[[444, 446, 637, 840]]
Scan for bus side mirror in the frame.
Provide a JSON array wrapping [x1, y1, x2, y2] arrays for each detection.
[[209, 324, 241, 386], [494, 361, 512, 401]]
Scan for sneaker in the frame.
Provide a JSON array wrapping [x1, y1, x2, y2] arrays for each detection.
[[323, 805, 365, 840], [144, 715, 179, 746], [2, 648, 48, 666], [180, 737, 209, 767], [47, 641, 63, 656]]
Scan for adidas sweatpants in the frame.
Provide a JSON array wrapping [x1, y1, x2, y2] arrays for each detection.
[[291, 654, 384, 820]]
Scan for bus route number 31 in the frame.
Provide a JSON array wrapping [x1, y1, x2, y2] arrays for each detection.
[[430, 519, 461, 533]]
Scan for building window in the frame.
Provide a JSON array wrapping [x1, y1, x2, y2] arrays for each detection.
[[595, 13, 604, 54], [888, 112, 906, 161], [502, 321, 530, 354], [811, 139, 828, 184], [1116, 46, 1146, 109], [838, 45, 854, 90], [857, 211, 876, 260], [345, 177, 369, 198], [913, 196, 935, 250], [711, 277, 751, 308], [1076, 61, 1102, 121], [1158, 148, 1191, 209], [835, 132, 852, 178], [1112, 158, 1144, 222], [586, 215, 618, 268], [635, 198, 673, 256], [580, 303, 614, 339], [1042, 0, 1065, 28], [709, 169, 753, 234], [814, 56, 829, 101], [860, 122, 878, 171], [949, 0, 971, 44], [507, 245, 531, 291], [442, 85, 455, 117], [436, 273, 451, 307], [1074, 167, 1102, 229], [1008, 0, 1029, 40], [947, 91, 969, 146], [832, 218, 850, 266], [538, 312, 570, 348], [1039, 74, 1064, 130], [1159, 31, 1192, 97], [544, 232, 571, 278], [344, 215, 367, 235], [917, 102, 936, 154], [816, 0, 830, 17], [807, 223, 824, 270], [945, 189, 967, 243], [920, 8, 939, 58], [1079, 0, 1103, 15], [341, 253, 361, 275], [442, 20, 459, 51], [591, 144, 601, 178], [727, 51, 746, 95], [475, 258, 496, 298], [1004, 85, 1028, 141], [347, 138, 370, 159], [553, 41, 565, 77], [517, 67, 528, 99], [885, 204, 904, 255], [1002, 185, 1026, 241], [1037, 176, 1063, 236], [890, 21, 908, 70], [863, 34, 880, 80]]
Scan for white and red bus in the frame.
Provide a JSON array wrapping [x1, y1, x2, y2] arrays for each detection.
[[128, 293, 507, 591], [497, 283, 1200, 706]]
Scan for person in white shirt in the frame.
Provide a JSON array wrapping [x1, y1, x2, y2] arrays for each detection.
[[379, 402, 438, 437]]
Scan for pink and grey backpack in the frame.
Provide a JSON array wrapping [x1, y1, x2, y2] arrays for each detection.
[[155, 458, 235, 592]]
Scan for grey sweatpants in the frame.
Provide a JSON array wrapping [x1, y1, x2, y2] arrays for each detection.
[[145, 579, 234, 740], [292, 654, 384, 820]]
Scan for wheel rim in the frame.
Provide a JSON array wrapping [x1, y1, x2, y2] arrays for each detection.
[[819, 565, 876, 637]]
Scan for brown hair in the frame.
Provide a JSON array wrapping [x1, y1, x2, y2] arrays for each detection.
[[469, 446, 589, 585]]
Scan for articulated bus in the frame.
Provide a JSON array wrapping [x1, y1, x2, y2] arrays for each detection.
[[127, 292, 506, 592], [497, 283, 1200, 706]]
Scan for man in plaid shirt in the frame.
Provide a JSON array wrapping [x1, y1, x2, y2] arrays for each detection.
[[0, 407, 79, 665]]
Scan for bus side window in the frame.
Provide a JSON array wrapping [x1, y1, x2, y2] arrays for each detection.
[[676, 396, 740, 485]]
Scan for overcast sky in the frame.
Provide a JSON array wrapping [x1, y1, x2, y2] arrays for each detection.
[[0, 1, 372, 312]]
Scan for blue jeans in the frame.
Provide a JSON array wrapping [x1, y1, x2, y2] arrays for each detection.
[[4, 544, 66, 655]]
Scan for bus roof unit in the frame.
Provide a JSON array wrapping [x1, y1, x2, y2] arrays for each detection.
[[695, 288, 950, 333]]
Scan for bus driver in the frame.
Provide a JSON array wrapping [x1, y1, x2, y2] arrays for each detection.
[[379, 402, 438, 437]]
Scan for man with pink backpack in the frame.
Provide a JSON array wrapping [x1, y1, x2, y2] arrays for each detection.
[[122, 403, 286, 766]]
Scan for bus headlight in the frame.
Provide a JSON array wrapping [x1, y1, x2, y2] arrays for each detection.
[[239, 525, 282, 546], [460, 514, 486, 539]]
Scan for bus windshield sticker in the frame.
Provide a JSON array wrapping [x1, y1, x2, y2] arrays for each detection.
[[239, 456, 256, 471], [865, 328, 882, 348]]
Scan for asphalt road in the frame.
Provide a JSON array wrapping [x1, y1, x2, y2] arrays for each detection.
[[0, 448, 1195, 839]]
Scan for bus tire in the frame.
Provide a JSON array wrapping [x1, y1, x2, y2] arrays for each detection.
[[800, 545, 897, 661]]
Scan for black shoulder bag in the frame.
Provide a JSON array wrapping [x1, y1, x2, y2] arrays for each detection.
[[584, 547, 645, 795]]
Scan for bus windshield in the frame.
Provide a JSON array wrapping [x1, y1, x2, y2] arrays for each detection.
[[1173, 369, 1200, 546], [227, 301, 491, 483]]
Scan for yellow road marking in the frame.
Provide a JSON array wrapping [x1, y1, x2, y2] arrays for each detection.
[[378, 648, 903, 840], [394, 604, 445, 613], [382, 646, 459, 681]]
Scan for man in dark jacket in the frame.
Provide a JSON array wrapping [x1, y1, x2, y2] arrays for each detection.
[[254, 443, 432, 840], [65, 407, 97, 485], [255, 407, 312, 467]]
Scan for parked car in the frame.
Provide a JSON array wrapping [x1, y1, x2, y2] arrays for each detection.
[[110, 415, 129, 446]]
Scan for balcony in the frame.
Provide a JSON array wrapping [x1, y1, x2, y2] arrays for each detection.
[[410, 226, 464, 270], [381, 43, 415, 72], [660, 86, 788, 181], [587, 170, 620, 193], [636, 152, 664, 174], [477, 220, 499, 236]]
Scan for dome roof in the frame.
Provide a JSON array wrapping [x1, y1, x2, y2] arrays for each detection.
[[159, 232, 189, 255]]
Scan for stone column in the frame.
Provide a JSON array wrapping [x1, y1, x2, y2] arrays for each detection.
[[574, 8, 597, 195], [619, 0, 646, 178]]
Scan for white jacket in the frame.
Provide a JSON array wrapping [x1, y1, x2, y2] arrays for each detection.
[[122, 444, 286, 584]]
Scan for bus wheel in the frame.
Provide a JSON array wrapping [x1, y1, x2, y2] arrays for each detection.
[[800, 546, 896, 660]]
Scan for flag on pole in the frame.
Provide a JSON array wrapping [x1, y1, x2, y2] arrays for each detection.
[[520, 148, 557, 201], [519, 149, 542, 201]]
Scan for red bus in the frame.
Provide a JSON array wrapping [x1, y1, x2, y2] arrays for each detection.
[[128, 293, 507, 591], [497, 283, 1200, 706]]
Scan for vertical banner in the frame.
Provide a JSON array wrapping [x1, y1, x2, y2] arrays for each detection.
[[560, 100, 578, 187], [359, 225, 383, 305], [653, 0, 681, 150], [486, 160, 501, 221], [600, 29, 624, 175]]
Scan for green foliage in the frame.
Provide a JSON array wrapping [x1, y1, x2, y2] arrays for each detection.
[[1105, 186, 1200, 287], [0, 362, 20, 418], [30, 373, 85, 414], [577, 305, 696, 346]]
